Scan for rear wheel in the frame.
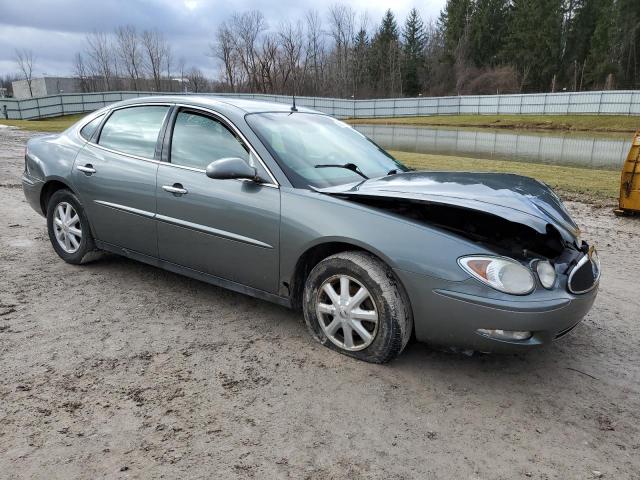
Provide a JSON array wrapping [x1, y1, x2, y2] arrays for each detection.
[[46, 189, 98, 264], [303, 251, 412, 363]]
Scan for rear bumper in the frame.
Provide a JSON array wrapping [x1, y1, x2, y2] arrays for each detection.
[[22, 174, 44, 216], [395, 268, 598, 352]]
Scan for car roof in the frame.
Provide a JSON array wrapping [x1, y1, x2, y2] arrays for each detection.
[[115, 95, 321, 115]]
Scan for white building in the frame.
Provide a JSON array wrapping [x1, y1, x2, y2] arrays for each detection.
[[11, 77, 81, 100]]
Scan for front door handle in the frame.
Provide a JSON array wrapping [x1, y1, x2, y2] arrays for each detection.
[[77, 164, 96, 175], [162, 184, 188, 195]]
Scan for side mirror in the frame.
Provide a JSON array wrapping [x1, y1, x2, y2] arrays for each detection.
[[205, 157, 258, 181]]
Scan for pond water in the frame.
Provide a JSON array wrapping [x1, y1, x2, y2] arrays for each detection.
[[353, 124, 631, 170]]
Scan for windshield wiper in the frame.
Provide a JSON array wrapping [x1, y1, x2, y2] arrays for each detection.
[[314, 163, 369, 179]]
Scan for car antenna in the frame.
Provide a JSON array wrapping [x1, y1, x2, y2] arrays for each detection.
[[291, 95, 298, 113]]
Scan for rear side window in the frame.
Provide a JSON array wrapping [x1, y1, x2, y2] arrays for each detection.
[[80, 114, 103, 141], [170, 111, 250, 170], [98, 106, 169, 158]]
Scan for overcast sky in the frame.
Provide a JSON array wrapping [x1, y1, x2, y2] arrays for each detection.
[[0, 0, 446, 79]]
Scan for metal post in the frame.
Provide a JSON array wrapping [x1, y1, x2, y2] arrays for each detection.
[[597, 91, 603, 114]]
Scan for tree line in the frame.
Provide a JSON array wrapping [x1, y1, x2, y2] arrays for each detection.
[[212, 1, 640, 97], [9, 1, 640, 99]]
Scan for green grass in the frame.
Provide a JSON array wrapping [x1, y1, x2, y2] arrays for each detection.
[[349, 114, 640, 134], [391, 150, 620, 204], [0, 114, 86, 132]]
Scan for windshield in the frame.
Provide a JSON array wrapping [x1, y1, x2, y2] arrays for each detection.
[[245, 112, 408, 188]]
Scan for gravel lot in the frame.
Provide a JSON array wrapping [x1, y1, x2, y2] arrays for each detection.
[[1, 126, 639, 479]]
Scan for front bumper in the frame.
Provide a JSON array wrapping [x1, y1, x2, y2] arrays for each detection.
[[22, 174, 45, 216], [395, 268, 598, 352]]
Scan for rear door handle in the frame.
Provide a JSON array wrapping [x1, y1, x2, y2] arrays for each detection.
[[77, 164, 96, 175], [162, 184, 188, 195]]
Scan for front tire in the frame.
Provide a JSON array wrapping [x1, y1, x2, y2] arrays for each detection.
[[46, 189, 98, 264], [303, 251, 412, 363]]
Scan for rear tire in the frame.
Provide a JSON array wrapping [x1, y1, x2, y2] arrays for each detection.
[[303, 251, 412, 363], [46, 189, 99, 264]]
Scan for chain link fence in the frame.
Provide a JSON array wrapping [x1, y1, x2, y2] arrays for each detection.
[[2, 90, 640, 120]]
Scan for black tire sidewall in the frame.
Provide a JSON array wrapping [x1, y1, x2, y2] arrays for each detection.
[[46, 189, 95, 264], [303, 252, 407, 363]]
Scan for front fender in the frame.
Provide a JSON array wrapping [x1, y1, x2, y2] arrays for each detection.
[[279, 188, 489, 287]]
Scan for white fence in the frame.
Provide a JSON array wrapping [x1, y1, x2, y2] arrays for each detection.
[[2, 90, 640, 120]]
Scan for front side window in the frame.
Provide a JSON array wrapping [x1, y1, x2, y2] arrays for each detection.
[[170, 111, 263, 175], [246, 112, 407, 188], [98, 106, 169, 158], [79, 114, 104, 141]]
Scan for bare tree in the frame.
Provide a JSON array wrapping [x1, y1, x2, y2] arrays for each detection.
[[327, 4, 356, 96], [305, 10, 326, 96], [164, 44, 173, 91], [115, 25, 143, 90], [230, 10, 267, 92], [177, 57, 187, 92], [73, 52, 94, 92], [186, 67, 207, 92], [278, 20, 305, 94], [86, 32, 115, 90], [15, 49, 35, 97], [212, 21, 240, 91], [141, 29, 169, 91], [257, 33, 279, 93]]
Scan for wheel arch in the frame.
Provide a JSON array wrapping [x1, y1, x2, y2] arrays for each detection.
[[40, 178, 77, 216], [287, 239, 412, 320]]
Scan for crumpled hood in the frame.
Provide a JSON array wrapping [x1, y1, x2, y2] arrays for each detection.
[[318, 171, 580, 242]]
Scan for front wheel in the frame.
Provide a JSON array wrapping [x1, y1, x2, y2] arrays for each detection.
[[303, 251, 412, 363], [46, 189, 98, 264]]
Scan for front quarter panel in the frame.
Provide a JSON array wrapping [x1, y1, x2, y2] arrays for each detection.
[[279, 188, 489, 288]]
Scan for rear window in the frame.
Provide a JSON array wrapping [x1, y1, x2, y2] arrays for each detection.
[[79, 114, 103, 141], [98, 106, 169, 158]]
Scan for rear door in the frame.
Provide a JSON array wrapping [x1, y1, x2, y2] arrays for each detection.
[[72, 104, 170, 257], [155, 107, 280, 293]]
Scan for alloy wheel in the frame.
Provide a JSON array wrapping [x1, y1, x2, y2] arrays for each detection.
[[53, 202, 82, 254], [316, 274, 379, 351]]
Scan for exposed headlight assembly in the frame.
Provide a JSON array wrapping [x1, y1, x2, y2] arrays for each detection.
[[459, 256, 535, 295], [535, 260, 557, 289]]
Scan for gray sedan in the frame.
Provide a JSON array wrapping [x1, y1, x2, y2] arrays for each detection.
[[21, 96, 600, 363]]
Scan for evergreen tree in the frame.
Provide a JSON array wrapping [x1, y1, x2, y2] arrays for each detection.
[[614, 0, 640, 88], [352, 28, 370, 97], [438, 0, 473, 63], [370, 10, 402, 96], [402, 8, 427, 96], [585, 0, 617, 88], [501, 0, 564, 92], [468, 0, 509, 67], [566, 0, 606, 89]]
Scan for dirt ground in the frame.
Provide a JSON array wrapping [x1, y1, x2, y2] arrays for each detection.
[[1, 126, 639, 480]]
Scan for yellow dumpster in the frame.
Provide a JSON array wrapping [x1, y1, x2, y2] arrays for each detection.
[[615, 129, 640, 215]]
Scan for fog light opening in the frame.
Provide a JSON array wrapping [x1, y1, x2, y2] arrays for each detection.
[[476, 329, 533, 341]]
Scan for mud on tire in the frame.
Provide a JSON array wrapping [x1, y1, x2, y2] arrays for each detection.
[[303, 251, 413, 363]]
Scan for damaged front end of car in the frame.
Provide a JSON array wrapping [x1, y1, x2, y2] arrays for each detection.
[[319, 171, 600, 351]]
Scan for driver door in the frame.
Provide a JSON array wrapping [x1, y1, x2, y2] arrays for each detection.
[[156, 108, 280, 293]]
